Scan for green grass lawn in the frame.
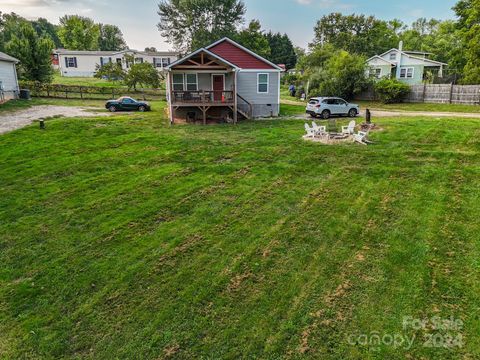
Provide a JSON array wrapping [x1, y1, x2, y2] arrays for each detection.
[[52, 74, 124, 88], [1, 100, 480, 359], [51, 73, 167, 90], [356, 101, 480, 114]]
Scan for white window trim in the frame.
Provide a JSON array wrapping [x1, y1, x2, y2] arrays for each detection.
[[399, 67, 415, 79], [389, 52, 397, 61], [172, 73, 185, 91], [257, 73, 269, 94], [185, 73, 198, 91], [161, 57, 170, 68], [66, 57, 77, 68]]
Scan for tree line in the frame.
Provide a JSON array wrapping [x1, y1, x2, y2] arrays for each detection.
[[2, 0, 480, 87], [157, 0, 297, 69], [158, 0, 480, 85]]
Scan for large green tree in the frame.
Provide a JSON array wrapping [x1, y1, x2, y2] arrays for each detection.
[[31, 17, 63, 48], [58, 15, 100, 50], [235, 20, 271, 59], [307, 50, 369, 100], [124, 62, 160, 90], [6, 22, 54, 83], [401, 19, 465, 74], [0, 12, 31, 52], [98, 24, 127, 51], [266, 32, 297, 70], [157, 0, 246, 52], [311, 13, 401, 57], [454, 0, 480, 84]]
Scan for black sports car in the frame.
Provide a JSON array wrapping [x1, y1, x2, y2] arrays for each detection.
[[105, 97, 151, 112]]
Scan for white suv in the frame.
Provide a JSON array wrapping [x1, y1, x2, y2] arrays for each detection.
[[306, 97, 360, 119]]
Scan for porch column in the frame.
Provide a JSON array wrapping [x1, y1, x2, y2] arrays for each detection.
[[202, 106, 207, 125], [168, 71, 174, 125], [233, 69, 238, 124]]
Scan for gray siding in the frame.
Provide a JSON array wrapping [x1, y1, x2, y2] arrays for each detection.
[[0, 61, 18, 100], [237, 71, 280, 117], [197, 73, 234, 91]]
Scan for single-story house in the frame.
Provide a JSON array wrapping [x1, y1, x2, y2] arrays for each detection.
[[165, 37, 283, 124], [52, 49, 180, 77], [366, 42, 447, 85], [0, 51, 20, 101]]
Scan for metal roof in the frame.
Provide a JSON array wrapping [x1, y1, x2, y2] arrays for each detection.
[[0, 51, 19, 63]]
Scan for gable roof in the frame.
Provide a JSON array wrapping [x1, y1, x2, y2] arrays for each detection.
[[0, 51, 19, 63], [376, 48, 447, 66], [206, 38, 283, 71], [166, 47, 240, 70], [366, 55, 396, 66]]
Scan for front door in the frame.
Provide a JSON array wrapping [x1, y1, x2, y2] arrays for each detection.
[[212, 75, 224, 101]]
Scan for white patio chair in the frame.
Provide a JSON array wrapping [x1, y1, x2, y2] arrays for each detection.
[[304, 123, 316, 138], [342, 120, 356, 135], [312, 121, 327, 137], [353, 131, 373, 145]]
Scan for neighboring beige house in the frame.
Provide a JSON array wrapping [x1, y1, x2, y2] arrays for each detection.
[[0, 51, 20, 101], [52, 49, 180, 77], [367, 42, 446, 85]]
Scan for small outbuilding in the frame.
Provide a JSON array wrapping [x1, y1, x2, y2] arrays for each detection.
[[0, 51, 20, 101]]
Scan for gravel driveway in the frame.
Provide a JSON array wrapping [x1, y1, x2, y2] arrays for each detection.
[[0, 106, 113, 135], [294, 109, 480, 120]]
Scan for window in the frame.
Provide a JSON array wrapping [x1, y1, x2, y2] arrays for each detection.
[[135, 57, 144, 64], [121, 98, 135, 104], [334, 99, 347, 105], [257, 73, 269, 93], [186, 74, 198, 91], [116, 58, 122, 65], [154, 58, 162, 68], [162, 58, 170, 67], [100, 57, 112, 66], [390, 53, 397, 60], [400, 67, 414, 79], [369, 68, 382, 79], [65, 57, 77, 68], [172, 74, 184, 91]]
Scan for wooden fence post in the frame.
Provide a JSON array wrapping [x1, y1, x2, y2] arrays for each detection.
[[422, 83, 427, 103], [449, 83, 454, 104]]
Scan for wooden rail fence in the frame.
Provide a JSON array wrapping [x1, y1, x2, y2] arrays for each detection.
[[356, 84, 480, 105], [19, 81, 166, 101]]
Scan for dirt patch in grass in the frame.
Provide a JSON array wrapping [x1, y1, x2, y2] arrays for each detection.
[[0, 105, 118, 134]]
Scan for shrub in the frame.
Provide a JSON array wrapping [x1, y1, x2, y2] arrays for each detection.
[[306, 50, 369, 100], [374, 78, 411, 104]]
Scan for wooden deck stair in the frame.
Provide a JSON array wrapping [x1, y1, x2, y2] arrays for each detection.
[[236, 94, 253, 120]]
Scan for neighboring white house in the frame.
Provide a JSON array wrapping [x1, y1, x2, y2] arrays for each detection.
[[367, 42, 447, 85], [52, 49, 180, 77], [0, 51, 20, 101]]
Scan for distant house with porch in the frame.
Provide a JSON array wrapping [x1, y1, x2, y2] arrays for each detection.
[[0, 51, 20, 101], [52, 49, 180, 77], [165, 37, 283, 124], [367, 42, 446, 85]]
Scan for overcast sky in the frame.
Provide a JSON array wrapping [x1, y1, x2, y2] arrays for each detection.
[[3, 0, 458, 50]]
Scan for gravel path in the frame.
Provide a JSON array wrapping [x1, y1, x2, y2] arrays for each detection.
[[0, 106, 112, 135], [287, 109, 480, 120]]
